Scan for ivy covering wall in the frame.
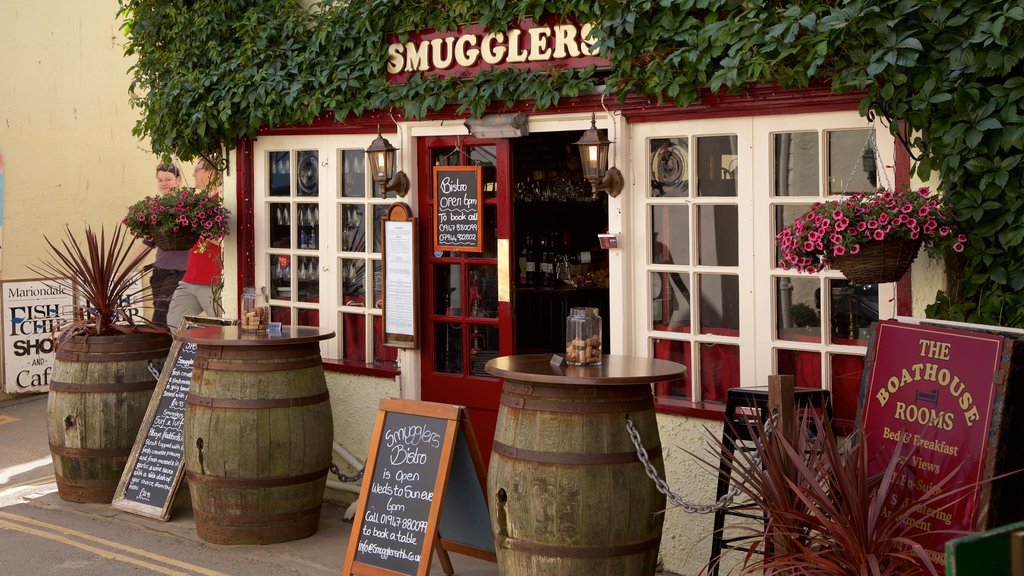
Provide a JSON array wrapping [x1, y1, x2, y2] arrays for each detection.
[[118, 0, 1024, 326]]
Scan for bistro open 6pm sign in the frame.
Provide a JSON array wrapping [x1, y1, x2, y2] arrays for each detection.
[[1, 278, 72, 394]]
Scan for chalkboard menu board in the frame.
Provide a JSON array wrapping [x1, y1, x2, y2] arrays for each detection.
[[111, 339, 196, 520], [433, 166, 483, 253], [342, 399, 494, 576]]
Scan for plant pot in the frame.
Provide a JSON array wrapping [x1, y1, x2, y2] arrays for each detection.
[[47, 332, 172, 503], [831, 237, 922, 285], [150, 227, 200, 251]]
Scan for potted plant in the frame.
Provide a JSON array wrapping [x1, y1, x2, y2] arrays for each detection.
[[123, 185, 231, 250], [31, 224, 172, 503], [776, 187, 966, 284]]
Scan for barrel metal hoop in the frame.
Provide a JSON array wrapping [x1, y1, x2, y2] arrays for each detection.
[[185, 467, 329, 489], [491, 440, 660, 465], [186, 390, 330, 409], [495, 534, 661, 558], [195, 357, 322, 372], [500, 392, 653, 414], [49, 444, 131, 458], [49, 380, 156, 393]]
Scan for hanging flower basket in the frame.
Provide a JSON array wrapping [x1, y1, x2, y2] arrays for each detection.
[[148, 226, 200, 251], [831, 237, 922, 285]]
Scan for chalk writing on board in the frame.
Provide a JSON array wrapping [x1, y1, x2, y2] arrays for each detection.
[[353, 412, 446, 573], [122, 341, 196, 507], [434, 166, 481, 251]]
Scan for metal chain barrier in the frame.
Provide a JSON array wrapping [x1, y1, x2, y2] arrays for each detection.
[[329, 462, 364, 484], [625, 414, 773, 515]]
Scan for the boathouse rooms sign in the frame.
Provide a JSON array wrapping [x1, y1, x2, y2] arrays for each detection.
[[860, 320, 1004, 563]]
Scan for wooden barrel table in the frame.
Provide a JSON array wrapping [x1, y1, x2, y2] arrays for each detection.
[[484, 354, 686, 576], [177, 326, 335, 545]]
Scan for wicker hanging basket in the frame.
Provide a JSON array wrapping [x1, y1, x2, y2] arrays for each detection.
[[831, 237, 922, 285], [149, 227, 200, 251]]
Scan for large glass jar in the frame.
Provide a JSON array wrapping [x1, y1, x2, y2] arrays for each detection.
[[565, 307, 602, 366], [240, 287, 269, 332]]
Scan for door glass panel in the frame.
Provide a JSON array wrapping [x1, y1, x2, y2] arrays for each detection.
[[776, 348, 822, 389], [827, 129, 874, 195], [269, 203, 291, 248], [700, 342, 739, 402], [372, 260, 383, 309], [470, 146, 498, 200], [776, 276, 821, 342], [773, 132, 819, 197], [434, 264, 461, 315], [373, 315, 398, 365], [270, 305, 290, 324], [698, 273, 739, 335], [341, 258, 365, 306], [696, 135, 737, 197], [342, 312, 366, 362], [297, 150, 319, 197], [652, 338, 691, 399], [341, 150, 366, 198], [650, 205, 688, 265], [297, 256, 319, 303], [341, 204, 365, 252], [269, 151, 290, 197], [481, 204, 497, 258], [469, 325, 499, 376], [468, 265, 497, 318], [298, 307, 319, 327], [831, 352, 865, 428], [649, 138, 689, 197], [651, 272, 690, 332], [435, 323, 463, 374], [773, 204, 813, 266], [697, 205, 738, 266], [269, 254, 291, 300], [372, 205, 388, 254], [297, 203, 319, 250], [828, 279, 877, 345]]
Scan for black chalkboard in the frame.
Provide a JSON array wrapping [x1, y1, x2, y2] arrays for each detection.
[[433, 166, 483, 253], [342, 399, 494, 576]]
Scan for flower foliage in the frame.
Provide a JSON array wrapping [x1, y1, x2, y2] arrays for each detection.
[[123, 186, 231, 242], [776, 187, 965, 275]]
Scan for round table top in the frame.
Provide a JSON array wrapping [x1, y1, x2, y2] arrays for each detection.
[[485, 353, 686, 386], [175, 325, 335, 346]]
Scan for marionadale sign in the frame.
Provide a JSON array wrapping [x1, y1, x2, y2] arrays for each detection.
[[386, 17, 609, 81], [860, 319, 1005, 566], [2, 279, 72, 393]]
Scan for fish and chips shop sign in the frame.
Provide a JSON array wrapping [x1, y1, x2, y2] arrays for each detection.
[[2, 279, 72, 393]]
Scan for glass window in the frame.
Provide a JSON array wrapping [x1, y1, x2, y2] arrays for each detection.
[[649, 138, 689, 197], [827, 129, 875, 195], [696, 135, 738, 197], [773, 132, 819, 197]]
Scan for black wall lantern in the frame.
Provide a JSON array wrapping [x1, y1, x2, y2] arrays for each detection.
[[365, 125, 410, 198], [575, 112, 624, 198]]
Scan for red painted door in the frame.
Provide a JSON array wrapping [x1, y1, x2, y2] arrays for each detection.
[[417, 136, 513, 466]]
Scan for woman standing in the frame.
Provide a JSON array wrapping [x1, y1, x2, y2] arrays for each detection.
[[147, 163, 190, 327]]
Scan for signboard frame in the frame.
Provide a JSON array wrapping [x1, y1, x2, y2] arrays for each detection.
[[1, 277, 73, 394], [432, 165, 483, 253], [382, 202, 419, 349]]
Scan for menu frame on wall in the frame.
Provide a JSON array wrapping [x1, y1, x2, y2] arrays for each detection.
[[382, 202, 419, 349], [433, 165, 483, 253]]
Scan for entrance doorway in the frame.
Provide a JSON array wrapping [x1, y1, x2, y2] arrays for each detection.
[[418, 130, 610, 463]]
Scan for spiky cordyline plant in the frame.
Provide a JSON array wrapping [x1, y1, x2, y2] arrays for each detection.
[[701, 411, 974, 576], [31, 224, 155, 341]]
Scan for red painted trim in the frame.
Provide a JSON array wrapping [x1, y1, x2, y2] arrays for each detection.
[[235, 138, 256, 314], [323, 359, 400, 378], [893, 120, 913, 315], [654, 399, 726, 421]]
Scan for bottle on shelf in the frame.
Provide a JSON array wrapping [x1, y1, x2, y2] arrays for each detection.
[[540, 233, 555, 287], [526, 232, 539, 286], [519, 232, 531, 284]]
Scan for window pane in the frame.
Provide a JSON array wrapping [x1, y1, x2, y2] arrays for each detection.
[[298, 307, 319, 327], [773, 204, 813, 266], [649, 138, 689, 197], [470, 146, 497, 200], [776, 348, 822, 389], [298, 256, 319, 303], [827, 129, 874, 195], [776, 276, 821, 343], [831, 353, 865, 429], [342, 312, 366, 362], [269, 203, 291, 248], [650, 205, 688, 265], [269, 254, 292, 300], [696, 135, 737, 197], [269, 151, 290, 197], [341, 204, 365, 252], [373, 314, 398, 366], [651, 271, 690, 332], [697, 205, 738, 266], [652, 338, 690, 399], [469, 325, 499, 376], [434, 264, 461, 315], [341, 150, 366, 198], [296, 150, 319, 197], [698, 274, 739, 335], [468, 265, 497, 318], [372, 260, 383, 309], [372, 205, 388, 254], [435, 323, 463, 374], [700, 342, 739, 402], [481, 204, 497, 258], [298, 204, 319, 250], [341, 258, 365, 306], [828, 279, 877, 345], [270, 305, 290, 324], [773, 132, 819, 197]]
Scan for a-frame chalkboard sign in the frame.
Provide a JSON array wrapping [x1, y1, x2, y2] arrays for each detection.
[[111, 316, 236, 520], [342, 398, 495, 576]]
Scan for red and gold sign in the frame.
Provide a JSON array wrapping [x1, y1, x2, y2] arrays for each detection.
[[861, 320, 1004, 563]]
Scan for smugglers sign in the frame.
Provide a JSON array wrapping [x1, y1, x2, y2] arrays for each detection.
[[2, 278, 72, 393], [860, 320, 1005, 566], [386, 17, 609, 81]]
